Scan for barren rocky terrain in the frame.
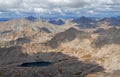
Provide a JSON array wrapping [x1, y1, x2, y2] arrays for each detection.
[[0, 17, 120, 77]]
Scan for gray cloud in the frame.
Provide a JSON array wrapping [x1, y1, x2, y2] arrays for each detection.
[[0, 0, 120, 17]]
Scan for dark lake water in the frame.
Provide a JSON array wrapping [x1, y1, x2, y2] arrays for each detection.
[[20, 62, 52, 67]]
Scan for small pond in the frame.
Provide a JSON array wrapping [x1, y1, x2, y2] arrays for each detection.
[[20, 62, 52, 67]]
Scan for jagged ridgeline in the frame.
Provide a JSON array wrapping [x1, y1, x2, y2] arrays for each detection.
[[45, 27, 91, 48], [93, 27, 120, 48]]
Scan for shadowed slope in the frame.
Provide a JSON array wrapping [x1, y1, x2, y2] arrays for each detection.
[[0, 46, 104, 77]]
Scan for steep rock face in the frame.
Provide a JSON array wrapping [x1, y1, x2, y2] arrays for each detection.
[[45, 27, 91, 48], [92, 27, 120, 48]]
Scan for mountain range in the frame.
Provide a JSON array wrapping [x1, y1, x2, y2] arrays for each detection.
[[0, 16, 120, 27], [0, 16, 120, 77]]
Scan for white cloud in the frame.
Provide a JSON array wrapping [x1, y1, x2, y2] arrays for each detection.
[[87, 10, 95, 14], [34, 8, 48, 14], [93, 0, 113, 4], [0, 12, 3, 15], [0, 0, 120, 17]]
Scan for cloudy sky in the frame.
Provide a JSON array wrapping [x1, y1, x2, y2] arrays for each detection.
[[0, 0, 120, 18]]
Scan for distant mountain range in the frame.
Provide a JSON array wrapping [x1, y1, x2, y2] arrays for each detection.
[[98, 17, 120, 26], [0, 16, 120, 27], [48, 19, 65, 25], [0, 15, 120, 77], [25, 16, 37, 21], [0, 18, 10, 22], [72, 16, 120, 28], [72, 16, 97, 28]]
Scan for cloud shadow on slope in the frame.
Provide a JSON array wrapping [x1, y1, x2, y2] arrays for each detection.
[[0, 46, 104, 77]]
